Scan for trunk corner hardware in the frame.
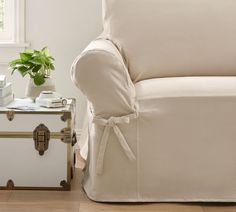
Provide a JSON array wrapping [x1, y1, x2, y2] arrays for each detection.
[[60, 180, 70, 190], [61, 112, 71, 122], [6, 179, 15, 190]]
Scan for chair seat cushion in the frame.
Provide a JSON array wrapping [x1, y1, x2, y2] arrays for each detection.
[[134, 76, 236, 201], [135, 76, 236, 100]]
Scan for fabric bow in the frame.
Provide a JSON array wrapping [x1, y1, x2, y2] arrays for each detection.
[[93, 113, 137, 175]]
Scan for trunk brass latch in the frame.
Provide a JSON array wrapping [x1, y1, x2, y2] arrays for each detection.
[[6, 110, 15, 121], [33, 124, 50, 156]]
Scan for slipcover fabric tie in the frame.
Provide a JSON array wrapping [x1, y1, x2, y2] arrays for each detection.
[[93, 113, 137, 175]]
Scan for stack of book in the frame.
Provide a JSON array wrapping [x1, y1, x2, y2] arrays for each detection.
[[0, 75, 14, 106]]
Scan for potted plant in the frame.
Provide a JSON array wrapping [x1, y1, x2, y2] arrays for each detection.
[[9, 47, 56, 99]]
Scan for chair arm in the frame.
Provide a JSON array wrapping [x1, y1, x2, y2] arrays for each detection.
[[71, 39, 136, 117]]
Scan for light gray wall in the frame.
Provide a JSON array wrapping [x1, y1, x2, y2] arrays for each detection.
[[26, 0, 103, 129], [2, 0, 103, 130]]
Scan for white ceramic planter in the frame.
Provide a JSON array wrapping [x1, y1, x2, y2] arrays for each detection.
[[25, 77, 56, 100]]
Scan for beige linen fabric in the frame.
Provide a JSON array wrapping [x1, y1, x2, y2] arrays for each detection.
[[71, 0, 236, 202], [103, 0, 236, 82], [72, 71, 236, 201], [135, 77, 236, 98], [137, 81, 236, 201], [71, 39, 136, 117]]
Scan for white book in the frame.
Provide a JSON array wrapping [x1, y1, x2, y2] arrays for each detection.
[[0, 93, 14, 106], [0, 75, 6, 88], [0, 83, 12, 98]]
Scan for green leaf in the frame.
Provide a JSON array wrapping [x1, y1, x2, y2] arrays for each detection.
[[41, 47, 47, 52], [49, 63, 55, 70], [32, 50, 40, 57], [25, 62, 35, 69], [22, 71, 29, 77], [41, 47, 50, 56], [9, 59, 22, 66], [18, 66, 29, 77], [32, 64, 42, 73], [33, 74, 45, 86], [30, 57, 42, 65], [20, 53, 32, 61], [11, 67, 18, 75]]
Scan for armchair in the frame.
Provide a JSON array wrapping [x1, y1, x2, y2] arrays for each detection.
[[71, 0, 236, 202]]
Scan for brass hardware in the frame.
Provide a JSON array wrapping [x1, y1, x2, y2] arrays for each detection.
[[0, 180, 71, 191], [6, 111, 15, 121], [67, 143, 73, 183], [60, 180, 70, 191], [0, 131, 61, 139], [61, 112, 71, 122], [0, 111, 67, 115], [60, 127, 71, 143], [6, 179, 15, 190], [72, 132, 77, 146], [33, 124, 50, 156]]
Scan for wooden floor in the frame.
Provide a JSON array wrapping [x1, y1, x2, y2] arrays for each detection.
[[0, 164, 236, 211]]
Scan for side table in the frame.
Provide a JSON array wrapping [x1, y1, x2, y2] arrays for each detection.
[[0, 98, 77, 191]]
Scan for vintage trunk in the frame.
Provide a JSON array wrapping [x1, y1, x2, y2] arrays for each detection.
[[0, 99, 76, 191]]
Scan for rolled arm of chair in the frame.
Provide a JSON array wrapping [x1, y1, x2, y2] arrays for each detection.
[[71, 38, 136, 117]]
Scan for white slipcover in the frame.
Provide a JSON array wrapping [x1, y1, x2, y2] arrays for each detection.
[[103, 0, 236, 82], [71, 0, 236, 202]]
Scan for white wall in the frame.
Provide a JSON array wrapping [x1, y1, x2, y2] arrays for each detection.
[[0, 0, 103, 130]]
